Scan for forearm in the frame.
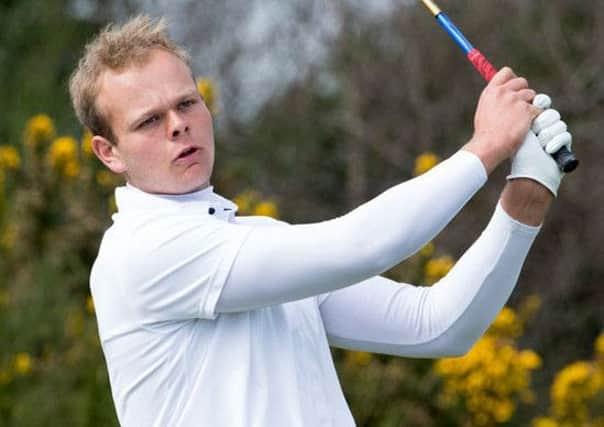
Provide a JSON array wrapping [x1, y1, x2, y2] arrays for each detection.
[[216, 150, 487, 313], [320, 202, 540, 358]]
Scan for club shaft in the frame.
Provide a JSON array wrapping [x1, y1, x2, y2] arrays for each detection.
[[419, 0, 578, 172]]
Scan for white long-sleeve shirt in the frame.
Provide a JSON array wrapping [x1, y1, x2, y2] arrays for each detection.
[[90, 150, 540, 427]]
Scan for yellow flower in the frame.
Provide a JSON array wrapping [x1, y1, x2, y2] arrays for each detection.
[[24, 114, 55, 146], [254, 201, 279, 218], [197, 78, 217, 113], [0, 368, 11, 385], [419, 242, 434, 257], [346, 351, 372, 367], [424, 255, 454, 283], [532, 417, 559, 427], [0, 146, 21, 170], [48, 136, 80, 177], [518, 350, 542, 370], [86, 295, 95, 314], [64, 160, 80, 178], [434, 307, 542, 426], [108, 194, 117, 215], [595, 333, 604, 358], [81, 128, 94, 157], [48, 136, 77, 164], [493, 399, 514, 423], [414, 152, 439, 176], [488, 307, 523, 338], [551, 361, 599, 410], [14, 352, 33, 375], [233, 190, 261, 215]]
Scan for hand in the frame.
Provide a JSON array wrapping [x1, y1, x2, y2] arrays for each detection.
[[507, 94, 572, 197], [464, 67, 541, 174]]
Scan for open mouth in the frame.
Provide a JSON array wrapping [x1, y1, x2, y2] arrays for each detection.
[[176, 146, 199, 160]]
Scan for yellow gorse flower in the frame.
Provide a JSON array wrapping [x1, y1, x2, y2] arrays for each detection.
[[345, 351, 372, 367], [531, 417, 560, 427], [24, 114, 55, 146], [81, 128, 94, 157], [233, 190, 279, 219], [596, 333, 604, 358], [533, 334, 604, 426], [86, 295, 95, 314], [550, 361, 602, 421], [0, 146, 21, 170], [0, 368, 11, 385], [254, 201, 279, 218], [488, 307, 523, 339], [14, 352, 33, 375], [48, 136, 80, 178], [435, 305, 542, 425], [424, 255, 454, 284], [414, 152, 439, 176], [197, 78, 217, 114], [233, 190, 260, 215], [108, 194, 117, 215], [419, 242, 435, 257]]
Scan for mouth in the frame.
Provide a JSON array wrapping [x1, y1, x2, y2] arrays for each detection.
[[175, 146, 200, 162]]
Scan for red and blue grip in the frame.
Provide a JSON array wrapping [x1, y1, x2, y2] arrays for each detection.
[[467, 49, 497, 82], [435, 12, 497, 81], [434, 12, 578, 172]]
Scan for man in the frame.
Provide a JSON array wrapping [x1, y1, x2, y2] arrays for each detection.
[[69, 15, 572, 426]]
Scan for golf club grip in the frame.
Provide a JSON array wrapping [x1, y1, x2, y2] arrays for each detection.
[[552, 146, 579, 173], [467, 49, 497, 81], [467, 49, 579, 173]]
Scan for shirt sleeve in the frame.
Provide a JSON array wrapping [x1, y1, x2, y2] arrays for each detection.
[[317, 202, 540, 358], [125, 213, 253, 321], [216, 150, 487, 313]]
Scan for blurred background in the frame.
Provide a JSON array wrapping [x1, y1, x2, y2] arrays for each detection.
[[0, 0, 602, 425]]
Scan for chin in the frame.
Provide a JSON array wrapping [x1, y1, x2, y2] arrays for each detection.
[[177, 177, 211, 194]]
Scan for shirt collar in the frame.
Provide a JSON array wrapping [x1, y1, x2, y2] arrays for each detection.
[[114, 183, 238, 221]]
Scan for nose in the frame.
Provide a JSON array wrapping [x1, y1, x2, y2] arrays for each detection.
[[168, 110, 189, 139]]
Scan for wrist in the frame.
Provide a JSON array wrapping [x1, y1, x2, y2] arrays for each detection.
[[500, 179, 553, 226], [463, 135, 504, 175]]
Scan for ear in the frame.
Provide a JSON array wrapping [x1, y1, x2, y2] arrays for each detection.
[[92, 135, 126, 174]]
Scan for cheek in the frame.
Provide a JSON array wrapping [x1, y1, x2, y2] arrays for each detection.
[[125, 139, 163, 169], [198, 106, 214, 132]]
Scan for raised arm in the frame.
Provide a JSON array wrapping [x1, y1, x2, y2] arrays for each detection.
[[318, 182, 549, 358], [216, 68, 540, 314], [216, 150, 486, 313]]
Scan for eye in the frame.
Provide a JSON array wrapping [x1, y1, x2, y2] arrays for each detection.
[[178, 99, 196, 110], [138, 115, 159, 129]]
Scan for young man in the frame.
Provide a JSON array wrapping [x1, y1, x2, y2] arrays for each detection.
[[70, 15, 572, 426]]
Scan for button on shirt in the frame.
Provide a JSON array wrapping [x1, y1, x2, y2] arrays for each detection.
[[90, 184, 355, 427]]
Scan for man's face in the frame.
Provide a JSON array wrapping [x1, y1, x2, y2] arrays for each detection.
[[93, 49, 214, 194]]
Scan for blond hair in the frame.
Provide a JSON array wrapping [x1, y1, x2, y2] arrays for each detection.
[[69, 15, 192, 144]]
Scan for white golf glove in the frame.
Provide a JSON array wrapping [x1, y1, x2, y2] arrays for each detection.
[[507, 94, 572, 197]]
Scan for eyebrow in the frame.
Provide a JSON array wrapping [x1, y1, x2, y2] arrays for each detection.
[[128, 89, 199, 131]]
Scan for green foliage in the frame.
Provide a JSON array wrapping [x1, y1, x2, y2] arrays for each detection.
[[0, 0, 100, 144], [1, 0, 603, 425]]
